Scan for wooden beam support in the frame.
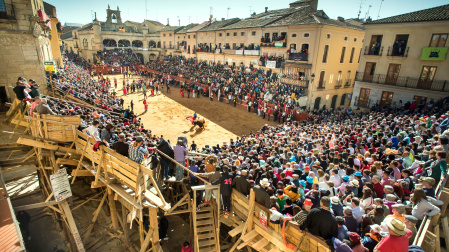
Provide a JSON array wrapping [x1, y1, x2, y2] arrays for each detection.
[[60, 201, 86, 252], [16, 137, 76, 154], [14, 200, 59, 211], [108, 191, 119, 231], [82, 192, 108, 244], [57, 158, 79, 166], [70, 170, 94, 177]]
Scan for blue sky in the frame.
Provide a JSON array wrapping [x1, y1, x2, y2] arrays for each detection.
[[45, 0, 448, 26]]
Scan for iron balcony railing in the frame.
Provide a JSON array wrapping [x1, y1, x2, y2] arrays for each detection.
[[344, 79, 352, 87], [386, 46, 409, 57], [317, 80, 326, 90], [279, 78, 309, 88], [355, 71, 449, 93]]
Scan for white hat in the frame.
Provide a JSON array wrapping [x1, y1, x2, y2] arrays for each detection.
[[330, 196, 340, 205], [260, 178, 270, 187], [350, 180, 359, 187]]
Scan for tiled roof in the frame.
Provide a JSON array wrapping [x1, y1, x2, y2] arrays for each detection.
[[198, 18, 241, 32], [144, 20, 164, 26], [176, 23, 199, 34], [78, 23, 93, 31], [60, 32, 73, 40], [365, 4, 449, 24], [161, 26, 184, 32], [266, 10, 364, 31], [186, 21, 210, 32]]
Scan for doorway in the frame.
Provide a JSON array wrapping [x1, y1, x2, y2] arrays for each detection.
[[380, 91, 394, 108], [363, 62, 376, 82], [314, 97, 321, 110], [417, 66, 437, 89], [385, 64, 401, 84], [331, 95, 338, 110], [358, 88, 370, 107]]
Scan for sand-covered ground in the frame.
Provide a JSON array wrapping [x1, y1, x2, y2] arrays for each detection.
[[108, 74, 277, 148]]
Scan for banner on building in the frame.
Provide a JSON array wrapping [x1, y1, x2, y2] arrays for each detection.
[[44, 61, 56, 74], [274, 42, 284, 47], [227, 58, 232, 64], [420, 47, 448, 61], [266, 61, 276, 69], [236, 50, 243, 55]]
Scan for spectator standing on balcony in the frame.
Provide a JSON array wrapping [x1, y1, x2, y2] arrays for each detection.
[[173, 139, 188, 180]]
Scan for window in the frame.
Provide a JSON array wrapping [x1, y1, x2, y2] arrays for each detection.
[[219, 33, 222, 37], [227, 33, 230, 36], [83, 39, 88, 48], [358, 88, 371, 107], [252, 31, 256, 36], [91, 38, 95, 46], [301, 44, 309, 53], [322, 45, 329, 63], [349, 47, 355, 63], [272, 33, 278, 40], [240, 43, 244, 48], [188, 35, 190, 39], [346, 70, 352, 85], [194, 35, 196, 38], [327, 34, 331, 39], [318, 71, 325, 88], [292, 34, 297, 38], [340, 94, 347, 106], [178, 36, 180, 39], [391, 34, 409, 56], [340, 47, 346, 63], [232, 43, 236, 49], [304, 33, 309, 37], [344, 36, 348, 41], [169, 33, 172, 37], [429, 33, 448, 47], [163, 34, 166, 37], [354, 38, 357, 42], [418, 66, 437, 89], [233, 32, 237, 36], [368, 35, 383, 55], [363, 62, 376, 81], [241, 32, 245, 36], [290, 44, 296, 50], [337, 71, 343, 86], [380, 91, 394, 108], [386, 64, 401, 84]]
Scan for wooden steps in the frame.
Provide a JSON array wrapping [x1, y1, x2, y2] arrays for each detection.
[[193, 201, 218, 252], [196, 225, 214, 233]]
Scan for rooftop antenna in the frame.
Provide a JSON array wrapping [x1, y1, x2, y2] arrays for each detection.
[[189, 16, 190, 24], [227, 7, 231, 19], [209, 7, 213, 23], [365, 5, 372, 20], [249, 6, 252, 16], [357, 0, 365, 20], [177, 16, 180, 26], [377, 0, 384, 19], [91, 10, 94, 21], [145, 0, 148, 20]]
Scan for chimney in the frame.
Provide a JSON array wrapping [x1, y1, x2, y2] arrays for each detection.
[[265, 7, 268, 13], [337, 16, 344, 22]]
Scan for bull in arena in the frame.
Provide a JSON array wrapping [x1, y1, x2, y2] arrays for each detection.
[[186, 116, 205, 130]]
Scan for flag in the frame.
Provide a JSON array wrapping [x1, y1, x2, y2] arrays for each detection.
[[37, 9, 51, 30]]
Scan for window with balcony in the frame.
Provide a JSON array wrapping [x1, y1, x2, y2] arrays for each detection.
[[417, 66, 437, 89], [340, 47, 346, 63], [252, 31, 256, 36], [322, 45, 329, 63], [345, 70, 352, 86], [336, 71, 342, 87], [301, 44, 309, 54], [240, 43, 244, 48], [429, 33, 448, 47], [368, 35, 382, 55], [386, 64, 401, 84], [363, 62, 376, 81], [232, 43, 236, 49], [272, 32, 278, 41], [290, 44, 296, 50], [390, 34, 409, 56], [349, 47, 355, 63]]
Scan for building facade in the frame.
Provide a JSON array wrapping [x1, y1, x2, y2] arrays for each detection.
[[0, 0, 53, 102], [351, 5, 449, 109]]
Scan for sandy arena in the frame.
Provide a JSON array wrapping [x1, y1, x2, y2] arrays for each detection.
[[108, 74, 278, 148]]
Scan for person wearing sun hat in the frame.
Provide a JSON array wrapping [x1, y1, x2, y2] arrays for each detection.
[[338, 175, 351, 193], [375, 218, 412, 251], [253, 178, 271, 208], [362, 224, 382, 252]]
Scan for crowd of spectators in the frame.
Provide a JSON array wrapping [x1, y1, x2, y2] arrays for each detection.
[[95, 48, 142, 67]]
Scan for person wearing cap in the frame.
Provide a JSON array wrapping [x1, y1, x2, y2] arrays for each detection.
[[374, 218, 411, 252], [349, 232, 367, 252], [419, 177, 436, 198], [128, 136, 148, 165], [330, 196, 344, 217], [343, 206, 358, 233], [231, 170, 251, 196], [404, 215, 418, 245], [253, 178, 271, 209], [362, 224, 382, 252], [338, 175, 350, 193], [336, 216, 349, 241], [300, 196, 338, 244]]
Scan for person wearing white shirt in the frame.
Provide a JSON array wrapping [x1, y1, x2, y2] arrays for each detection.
[[343, 195, 364, 224], [319, 174, 330, 190], [330, 169, 342, 188], [83, 120, 101, 142]]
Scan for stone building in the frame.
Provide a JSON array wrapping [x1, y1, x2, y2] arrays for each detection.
[[0, 0, 53, 102], [68, 5, 164, 64], [350, 4, 449, 109]]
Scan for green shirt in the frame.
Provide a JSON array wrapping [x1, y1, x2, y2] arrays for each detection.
[[276, 195, 288, 211]]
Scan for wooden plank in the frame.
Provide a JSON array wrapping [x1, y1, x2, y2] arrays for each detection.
[[108, 183, 143, 210], [268, 247, 280, 252], [108, 191, 119, 231], [254, 225, 294, 252], [241, 230, 259, 243], [111, 169, 137, 191], [139, 229, 153, 252], [82, 192, 108, 243], [198, 239, 216, 247], [60, 201, 85, 252], [16, 137, 76, 154], [252, 238, 269, 251], [229, 223, 245, 237], [70, 170, 94, 177], [197, 226, 214, 233], [13, 200, 58, 211]]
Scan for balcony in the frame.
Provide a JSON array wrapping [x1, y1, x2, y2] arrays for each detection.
[[364, 45, 383, 56], [355, 71, 449, 93], [0, 4, 15, 20], [279, 77, 309, 88], [386, 46, 409, 57], [243, 50, 260, 56], [334, 80, 342, 88], [288, 53, 308, 61], [344, 79, 352, 87]]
